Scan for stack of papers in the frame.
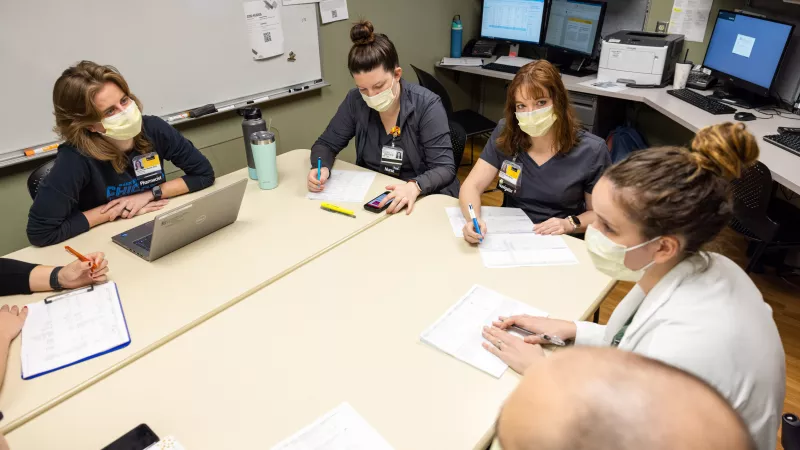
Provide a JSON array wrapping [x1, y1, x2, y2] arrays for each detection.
[[479, 234, 578, 268], [440, 57, 484, 66], [271, 403, 394, 450], [21, 282, 130, 379], [307, 170, 376, 203], [420, 285, 548, 377], [445, 206, 533, 237]]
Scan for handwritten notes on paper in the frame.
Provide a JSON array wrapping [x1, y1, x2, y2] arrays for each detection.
[[271, 403, 394, 450], [445, 206, 533, 238], [479, 234, 578, 268], [420, 285, 549, 377], [307, 170, 376, 203]]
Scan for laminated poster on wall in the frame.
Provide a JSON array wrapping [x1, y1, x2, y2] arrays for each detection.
[[243, 0, 286, 60], [668, 0, 713, 42]]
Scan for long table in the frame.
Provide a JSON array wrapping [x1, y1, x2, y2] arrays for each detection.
[[0, 149, 398, 432], [6, 195, 614, 449], [438, 62, 800, 194]]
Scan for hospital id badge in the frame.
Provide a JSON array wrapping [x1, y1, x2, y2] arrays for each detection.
[[133, 152, 165, 189], [498, 160, 521, 195], [380, 145, 404, 176]]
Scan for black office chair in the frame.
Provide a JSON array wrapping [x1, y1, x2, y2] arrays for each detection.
[[729, 161, 800, 274], [411, 65, 496, 166], [27, 159, 56, 199], [449, 120, 466, 167]]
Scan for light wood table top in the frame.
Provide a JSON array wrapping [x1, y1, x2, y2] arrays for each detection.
[[0, 149, 399, 432], [6, 195, 614, 449]]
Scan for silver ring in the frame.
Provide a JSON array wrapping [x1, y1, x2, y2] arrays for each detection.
[[496, 340, 503, 348]]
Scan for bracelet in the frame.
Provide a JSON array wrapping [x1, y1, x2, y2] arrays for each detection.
[[50, 266, 64, 291]]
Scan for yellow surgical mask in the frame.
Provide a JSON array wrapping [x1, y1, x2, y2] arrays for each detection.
[[515, 105, 557, 137], [101, 102, 143, 141], [361, 78, 396, 112]]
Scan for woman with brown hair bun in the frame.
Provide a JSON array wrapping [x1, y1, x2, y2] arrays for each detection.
[[481, 123, 785, 450], [308, 20, 458, 214], [459, 60, 611, 242], [27, 61, 215, 247]]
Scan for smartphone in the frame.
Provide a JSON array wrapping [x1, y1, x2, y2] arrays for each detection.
[[364, 191, 393, 213], [102, 424, 159, 450]]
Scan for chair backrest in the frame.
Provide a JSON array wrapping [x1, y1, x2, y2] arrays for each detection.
[[410, 65, 454, 118], [448, 120, 466, 166], [27, 159, 56, 200], [729, 161, 779, 241]]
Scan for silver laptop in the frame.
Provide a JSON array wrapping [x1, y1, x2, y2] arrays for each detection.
[[112, 179, 247, 261]]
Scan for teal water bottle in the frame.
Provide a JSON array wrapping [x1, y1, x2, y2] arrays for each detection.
[[251, 131, 278, 190], [451, 15, 463, 58]]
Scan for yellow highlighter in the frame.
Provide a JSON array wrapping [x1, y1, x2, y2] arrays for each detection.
[[321, 202, 356, 218]]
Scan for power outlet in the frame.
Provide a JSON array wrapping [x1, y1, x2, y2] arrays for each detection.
[[656, 21, 669, 33]]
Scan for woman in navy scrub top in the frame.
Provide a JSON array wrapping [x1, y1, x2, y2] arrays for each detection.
[[458, 61, 611, 243]]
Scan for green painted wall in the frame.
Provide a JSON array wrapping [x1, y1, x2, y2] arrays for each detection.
[[0, 0, 480, 255]]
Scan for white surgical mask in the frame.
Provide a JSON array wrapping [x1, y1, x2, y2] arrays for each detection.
[[101, 101, 142, 141], [585, 225, 661, 282], [361, 78, 396, 112], [515, 105, 557, 137]]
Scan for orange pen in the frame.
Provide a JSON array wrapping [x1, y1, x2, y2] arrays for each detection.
[[64, 246, 98, 270]]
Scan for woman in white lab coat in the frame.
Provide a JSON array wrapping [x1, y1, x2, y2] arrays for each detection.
[[481, 123, 785, 450]]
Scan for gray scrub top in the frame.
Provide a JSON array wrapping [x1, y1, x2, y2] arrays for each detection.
[[311, 79, 459, 197], [480, 119, 611, 224]]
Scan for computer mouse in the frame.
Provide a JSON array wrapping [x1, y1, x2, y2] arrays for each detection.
[[734, 112, 757, 122]]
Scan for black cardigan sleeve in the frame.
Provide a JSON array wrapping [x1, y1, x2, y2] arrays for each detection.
[[0, 258, 37, 296]]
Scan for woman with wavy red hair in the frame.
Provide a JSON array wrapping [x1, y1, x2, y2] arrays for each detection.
[[458, 61, 610, 242]]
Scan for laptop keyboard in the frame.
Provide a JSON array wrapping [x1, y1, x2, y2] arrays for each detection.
[[134, 235, 153, 251]]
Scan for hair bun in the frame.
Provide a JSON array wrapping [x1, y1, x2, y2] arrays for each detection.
[[690, 122, 760, 180], [350, 20, 375, 46]]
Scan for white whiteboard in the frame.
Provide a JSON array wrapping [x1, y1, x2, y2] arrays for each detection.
[[0, 0, 322, 156]]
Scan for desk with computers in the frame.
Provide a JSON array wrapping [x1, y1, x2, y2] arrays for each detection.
[[444, 0, 800, 192]]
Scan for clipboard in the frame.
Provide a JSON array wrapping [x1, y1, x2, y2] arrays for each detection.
[[20, 282, 131, 380]]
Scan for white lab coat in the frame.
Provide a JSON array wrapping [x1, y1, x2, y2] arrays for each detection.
[[575, 253, 785, 450]]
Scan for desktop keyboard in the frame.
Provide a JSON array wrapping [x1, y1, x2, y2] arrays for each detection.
[[134, 234, 153, 251], [482, 63, 521, 75], [667, 89, 737, 115], [764, 133, 800, 157]]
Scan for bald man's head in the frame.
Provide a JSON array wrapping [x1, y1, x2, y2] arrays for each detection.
[[497, 348, 754, 450]]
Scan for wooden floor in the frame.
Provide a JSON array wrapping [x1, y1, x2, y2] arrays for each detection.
[[457, 140, 800, 449]]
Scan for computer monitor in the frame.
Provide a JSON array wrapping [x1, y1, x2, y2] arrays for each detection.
[[544, 0, 606, 56], [703, 10, 794, 100], [481, 0, 546, 45]]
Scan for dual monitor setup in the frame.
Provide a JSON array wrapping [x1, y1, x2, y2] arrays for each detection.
[[477, 0, 795, 111], [478, 0, 606, 75]]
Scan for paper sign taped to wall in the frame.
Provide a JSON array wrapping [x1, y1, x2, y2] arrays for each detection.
[[243, 0, 285, 60]]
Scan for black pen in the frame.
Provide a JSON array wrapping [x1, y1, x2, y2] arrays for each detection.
[[509, 325, 567, 346]]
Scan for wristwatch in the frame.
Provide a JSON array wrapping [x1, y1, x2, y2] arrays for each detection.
[[151, 185, 163, 201], [49, 266, 64, 291], [567, 215, 581, 232]]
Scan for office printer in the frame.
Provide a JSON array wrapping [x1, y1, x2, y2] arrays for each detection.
[[598, 31, 685, 86]]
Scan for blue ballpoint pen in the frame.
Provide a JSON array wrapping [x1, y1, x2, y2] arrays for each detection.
[[468, 203, 483, 243], [317, 157, 322, 181]]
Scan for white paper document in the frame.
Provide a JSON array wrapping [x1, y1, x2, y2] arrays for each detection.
[[243, 0, 285, 60], [579, 79, 629, 93], [420, 285, 549, 377], [669, 0, 713, 42], [479, 234, 578, 268], [271, 402, 394, 450], [282, 0, 319, 5], [307, 170, 376, 203], [21, 282, 130, 379], [440, 57, 484, 67], [320, 0, 349, 24], [445, 206, 533, 238]]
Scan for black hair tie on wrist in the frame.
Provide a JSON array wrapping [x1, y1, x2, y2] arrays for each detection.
[[50, 266, 64, 291]]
